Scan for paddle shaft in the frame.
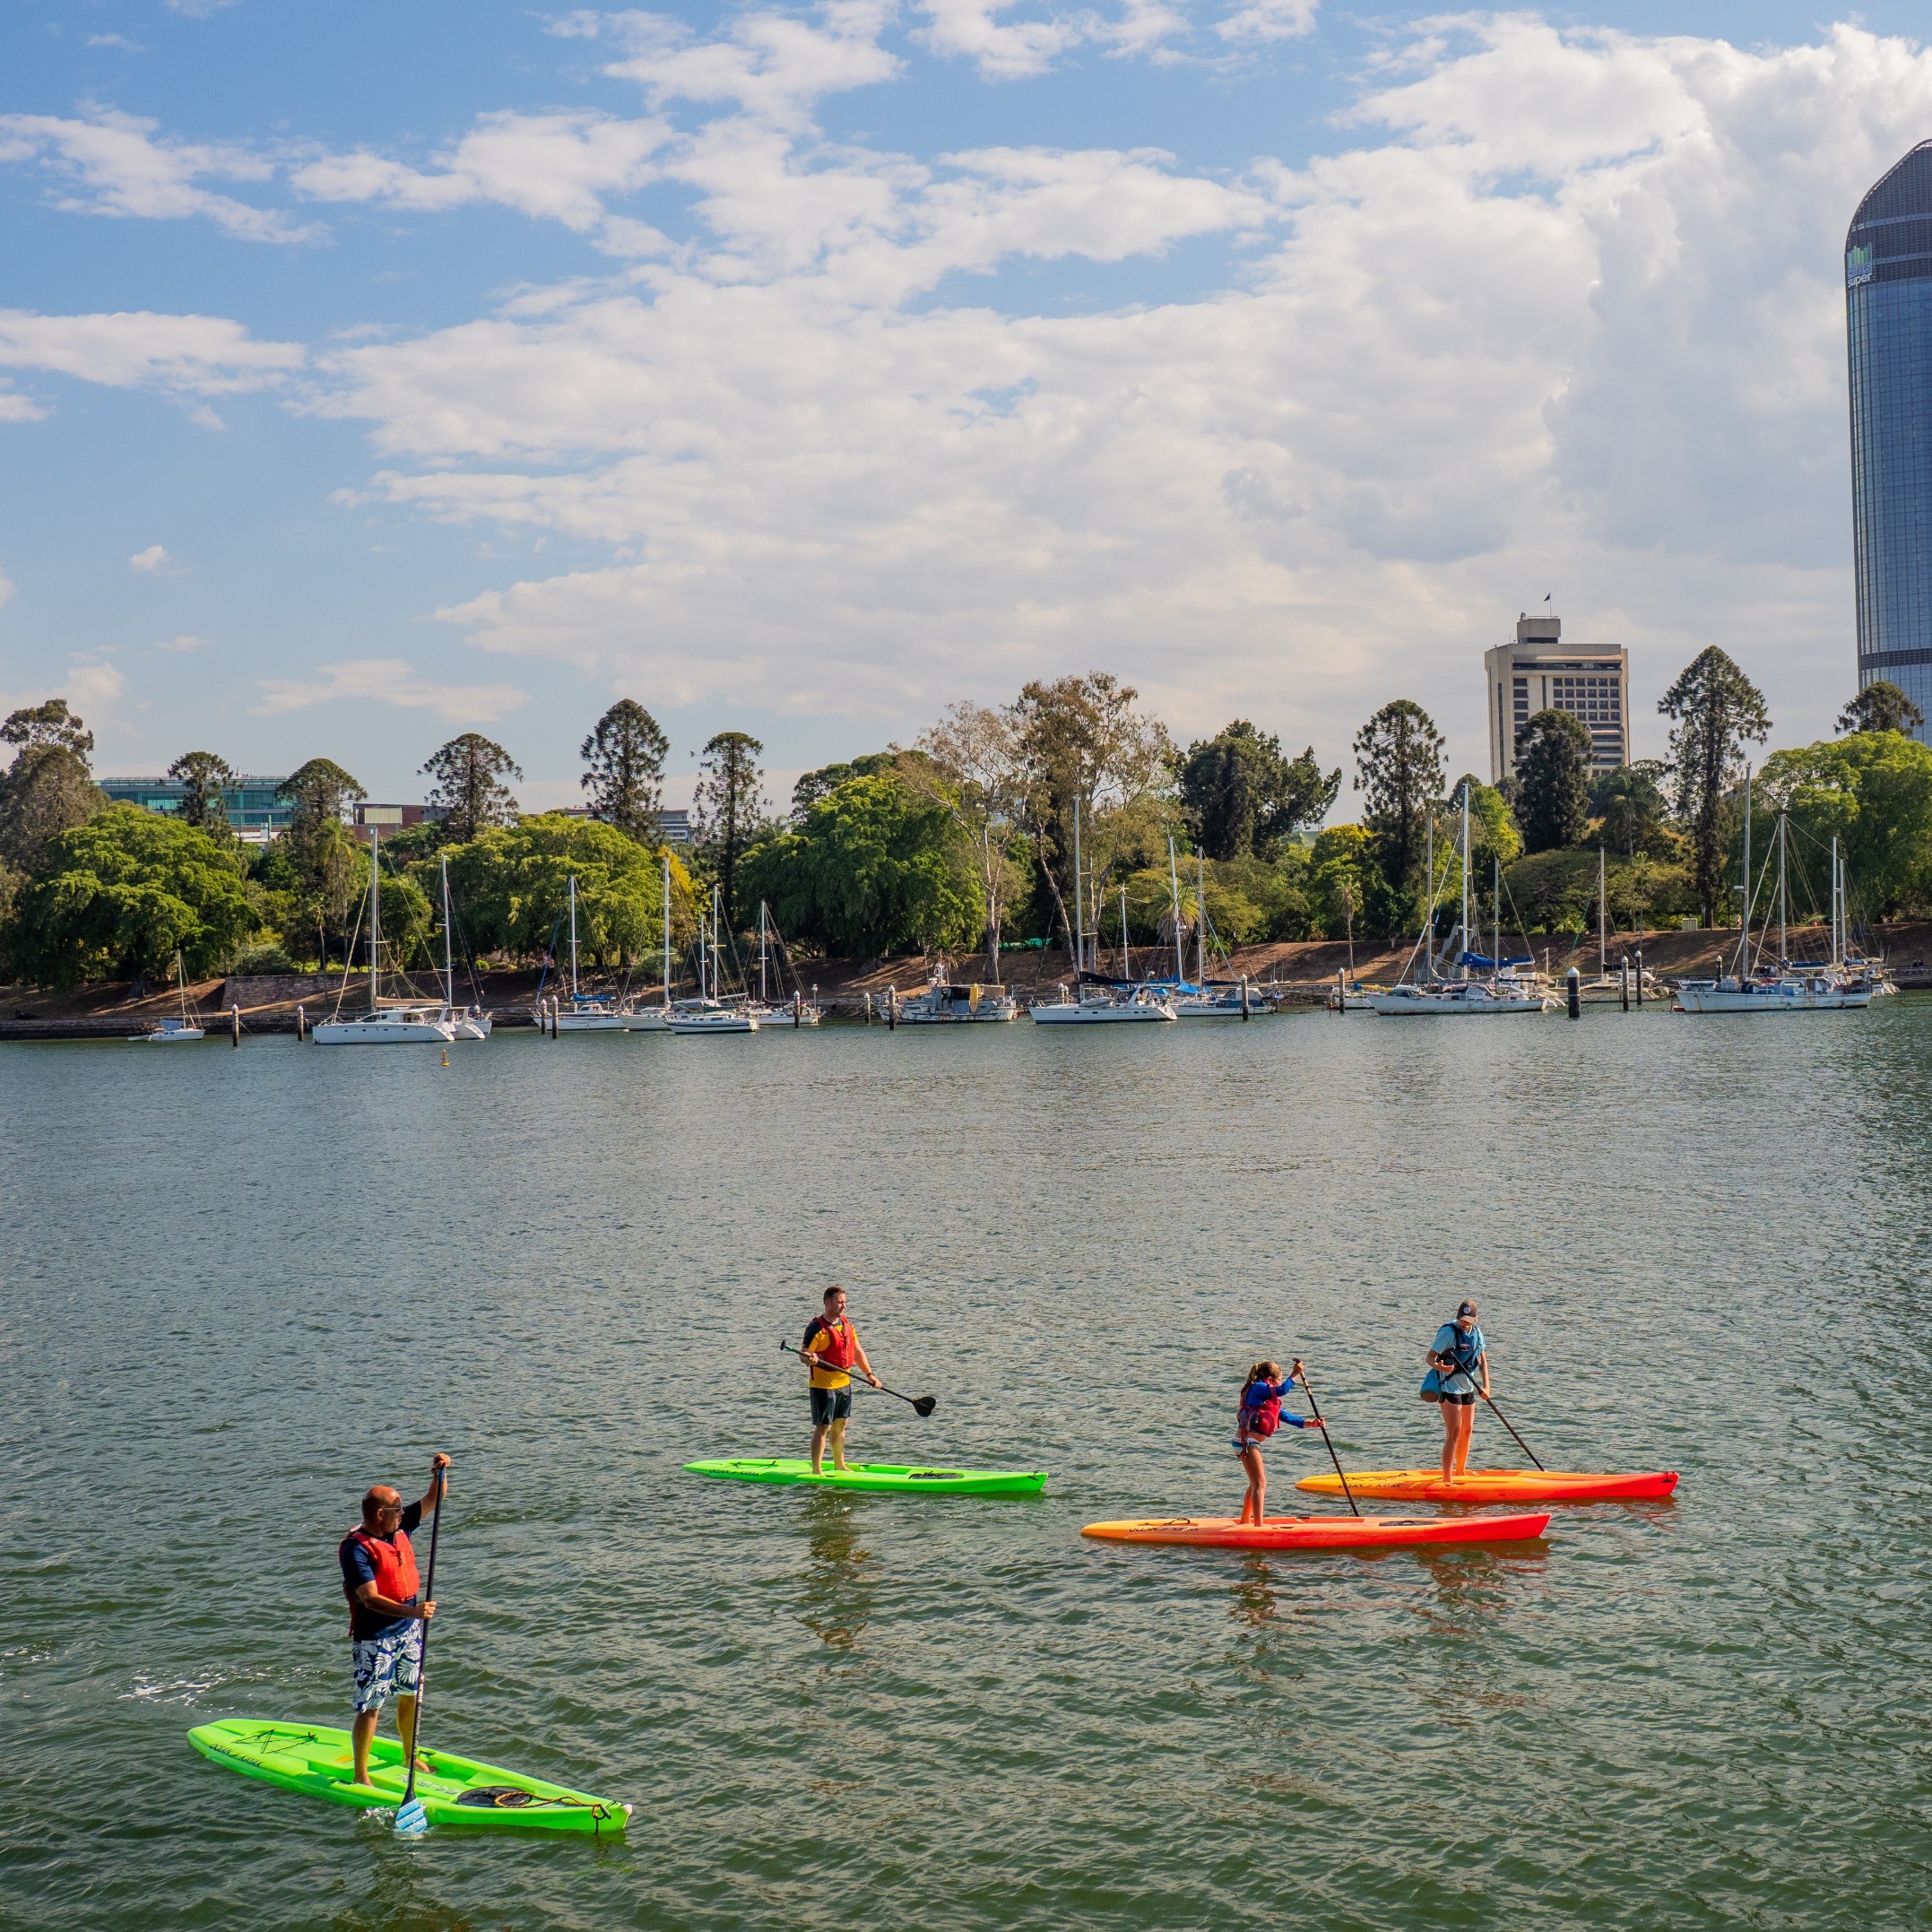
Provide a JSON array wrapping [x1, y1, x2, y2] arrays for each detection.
[[779, 1340, 935, 1416], [1291, 1366, 1361, 1517], [399, 1468, 445, 1808], [1434, 1346, 1545, 1471]]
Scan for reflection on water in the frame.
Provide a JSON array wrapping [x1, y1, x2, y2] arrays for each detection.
[[794, 1492, 877, 1650], [1227, 1556, 1279, 1629]]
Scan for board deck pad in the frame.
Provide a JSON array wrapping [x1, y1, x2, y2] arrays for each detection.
[[684, 1457, 1047, 1496], [187, 1721, 628, 1834], [1079, 1511, 1552, 1551], [1295, 1468, 1679, 1504]]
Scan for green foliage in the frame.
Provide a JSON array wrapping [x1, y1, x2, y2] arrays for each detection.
[[1309, 825, 1380, 943], [0, 745, 103, 875], [1838, 680, 1924, 737], [740, 773, 983, 959], [1353, 700, 1443, 893], [1761, 732, 1932, 920], [277, 758, 365, 832], [793, 753, 898, 816], [167, 751, 236, 836], [694, 731, 767, 931], [1659, 646, 1771, 923], [1447, 775, 1523, 880], [1178, 721, 1339, 861], [1501, 849, 1697, 935], [1513, 710, 1592, 852], [2, 698, 93, 759], [8, 803, 252, 988], [421, 733, 521, 842], [581, 699, 669, 841], [438, 813, 692, 967], [231, 940, 296, 975], [1590, 760, 1673, 855]]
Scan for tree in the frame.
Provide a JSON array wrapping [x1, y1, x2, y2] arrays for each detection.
[[8, 803, 253, 987], [277, 758, 365, 834], [693, 731, 766, 931], [1009, 672, 1174, 951], [273, 759, 366, 970], [440, 813, 692, 967], [1838, 680, 1925, 737], [1762, 732, 1932, 921], [1590, 760, 1672, 857], [740, 772, 983, 960], [1446, 774, 1523, 879], [168, 751, 237, 836], [793, 753, 897, 817], [1178, 721, 1339, 861], [422, 733, 521, 843], [1352, 700, 1443, 897], [1309, 825, 1376, 951], [1, 698, 93, 760], [580, 699, 669, 841], [910, 704, 1030, 970], [1659, 647, 1771, 925], [1513, 709, 1592, 853]]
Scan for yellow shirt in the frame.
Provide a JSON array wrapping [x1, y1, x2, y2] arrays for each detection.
[[803, 1316, 859, 1390]]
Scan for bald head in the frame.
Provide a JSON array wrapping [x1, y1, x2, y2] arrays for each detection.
[[361, 1485, 403, 1529]]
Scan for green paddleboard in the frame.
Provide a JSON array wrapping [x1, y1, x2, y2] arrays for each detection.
[[685, 1457, 1047, 1495], [187, 1720, 628, 1835]]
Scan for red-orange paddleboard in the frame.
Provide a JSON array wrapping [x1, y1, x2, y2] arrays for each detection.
[[1295, 1469, 1677, 1504], [1079, 1511, 1551, 1551]]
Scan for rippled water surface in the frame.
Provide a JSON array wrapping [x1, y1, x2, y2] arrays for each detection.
[[5, 1002, 1932, 1930]]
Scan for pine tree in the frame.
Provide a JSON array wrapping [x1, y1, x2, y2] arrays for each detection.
[[580, 699, 670, 842], [1658, 647, 1770, 926]]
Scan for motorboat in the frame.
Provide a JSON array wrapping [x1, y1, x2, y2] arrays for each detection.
[[895, 970, 1020, 1023]]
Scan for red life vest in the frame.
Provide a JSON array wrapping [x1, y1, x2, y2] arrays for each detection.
[[807, 1317, 857, 1371], [341, 1526, 420, 1627], [1241, 1381, 1283, 1441]]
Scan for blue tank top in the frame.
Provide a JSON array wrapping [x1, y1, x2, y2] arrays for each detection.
[[1433, 1322, 1484, 1396]]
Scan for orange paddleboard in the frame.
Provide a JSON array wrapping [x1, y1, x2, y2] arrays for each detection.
[[1295, 1469, 1677, 1504], [1079, 1511, 1550, 1551]]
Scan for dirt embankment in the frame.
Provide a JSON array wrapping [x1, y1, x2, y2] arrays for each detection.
[[4, 921, 1928, 1038]]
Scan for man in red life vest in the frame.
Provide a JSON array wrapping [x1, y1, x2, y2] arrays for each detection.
[[801, 1285, 880, 1474], [339, 1453, 449, 1789]]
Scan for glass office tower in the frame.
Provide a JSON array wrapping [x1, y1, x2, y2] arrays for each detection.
[[1847, 142, 1932, 741]]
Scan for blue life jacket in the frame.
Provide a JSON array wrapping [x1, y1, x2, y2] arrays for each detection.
[[1434, 1322, 1484, 1394]]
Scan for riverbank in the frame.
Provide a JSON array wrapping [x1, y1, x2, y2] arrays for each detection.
[[4, 918, 1923, 1038]]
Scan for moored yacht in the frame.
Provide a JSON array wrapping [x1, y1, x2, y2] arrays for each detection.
[[896, 968, 1020, 1023], [314, 829, 458, 1044]]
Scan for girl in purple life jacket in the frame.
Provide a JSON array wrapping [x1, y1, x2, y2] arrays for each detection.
[[1235, 1359, 1326, 1524]]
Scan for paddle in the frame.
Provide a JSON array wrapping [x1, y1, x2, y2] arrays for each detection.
[[1434, 1344, 1546, 1472], [393, 1461, 446, 1837], [1291, 1365, 1361, 1518], [778, 1339, 937, 1417]]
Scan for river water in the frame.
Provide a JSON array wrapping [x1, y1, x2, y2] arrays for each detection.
[[4, 1001, 1929, 1929]]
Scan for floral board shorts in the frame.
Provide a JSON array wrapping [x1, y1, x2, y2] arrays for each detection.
[[351, 1622, 422, 1712]]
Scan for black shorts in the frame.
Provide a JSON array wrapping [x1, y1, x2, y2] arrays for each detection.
[[1440, 1391, 1477, 1407], [810, 1385, 853, 1426]]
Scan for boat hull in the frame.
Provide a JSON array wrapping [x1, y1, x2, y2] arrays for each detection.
[[314, 1018, 455, 1044], [1366, 988, 1550, 1015], [1032, 1002, 1175, 1024], [686, 1458, 1046, 1496], [1676, 981, 1872, 1012], [1080, 1511, 1551, 1551], [1296, 1468, 1678, 1504]]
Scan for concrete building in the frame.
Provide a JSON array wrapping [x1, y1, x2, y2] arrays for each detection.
[[1846, 141, 1932, 740], [352, 801, 447, 844], [1484, 615, 1629, 784]]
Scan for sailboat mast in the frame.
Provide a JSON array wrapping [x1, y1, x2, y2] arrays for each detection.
[[1197, 848, 1206, 986], [1494, 854, 1501, 967], [662, 854, 671, 1009], [1119, 886, 1130, 980], [441, 855, 455, 1009], [1738, 767, 1752, 977], [1072, 793, 1084, 975], [1778, 811, 1788, 965], [759, 901, 768, 1004], [1460, 782, 1471, 981], [1169, 837, 1184, 984], [1423, 809, 1434, 983], [368, 827, 381, 1013], [1598, 845, 1607, 978], [1832, 836, 1841, 964], [568, 874, 579, 1002]]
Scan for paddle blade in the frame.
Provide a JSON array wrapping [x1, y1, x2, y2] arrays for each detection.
[[912, 1396, 937, 1417], [394, 1796, 428, 1836]]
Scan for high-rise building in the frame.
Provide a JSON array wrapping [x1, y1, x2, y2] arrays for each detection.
[[1847, 142, 1932, 739], [1484, 615, 1629, 784]]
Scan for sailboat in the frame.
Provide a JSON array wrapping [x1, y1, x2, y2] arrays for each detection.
[[1676, 774, 1872, 1013], [1142, 841, 1263, 1017], [437, 856, 492, 1039], [314, 828, 457, 1044], [130, 951, 206, 1041], [670, 888, 759, 1033], [746, 900, 822, 1026], [554, 875, 632, 1032], [1367, 785, 1553, 1015]]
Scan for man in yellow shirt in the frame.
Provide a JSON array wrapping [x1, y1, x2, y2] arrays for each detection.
[[800, 1284, 880, 1473]]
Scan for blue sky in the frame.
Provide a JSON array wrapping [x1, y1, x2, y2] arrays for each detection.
[[4, 3, 1930, 810]]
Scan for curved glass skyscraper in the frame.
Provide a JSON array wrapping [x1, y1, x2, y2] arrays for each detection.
[[1848, 142, 1932, 739]]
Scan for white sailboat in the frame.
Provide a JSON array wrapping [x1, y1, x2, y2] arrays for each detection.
[[130, 951, 206, 1041], [746, 900, 822, 1026], [615, 855, 676, 1031], [670, 888, 758, 1032], [1367, 785, 1553, 1016], [314, 828, 457, 1044], [554, 875, 630, 1032], [1676, 775, 1871, 1013], [438, 856, 492, 1039]]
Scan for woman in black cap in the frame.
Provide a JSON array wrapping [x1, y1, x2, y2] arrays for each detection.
[[1425, 1300, 1488, 1483]]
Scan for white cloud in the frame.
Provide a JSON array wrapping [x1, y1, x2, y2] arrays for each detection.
[[65, 660, 127, 713], [252, 656, 530, 723], [0, 384, 48, 421], [156, 633, 207, 652], [129, 544, 176, 573], [1214, 0, 1315, 44], [85, 32, 144, 49], [0, 108, 316, 243], [0, 309, 303, 395], [0, 566, 13, 610], [300, 19, 1932, 763]]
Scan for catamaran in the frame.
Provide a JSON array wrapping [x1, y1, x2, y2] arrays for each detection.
[[436, 856, 492, 1039], [314, 828, 458, 1044]]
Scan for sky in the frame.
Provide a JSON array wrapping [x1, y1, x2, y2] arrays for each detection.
[[3, 3, 1930, 814]]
